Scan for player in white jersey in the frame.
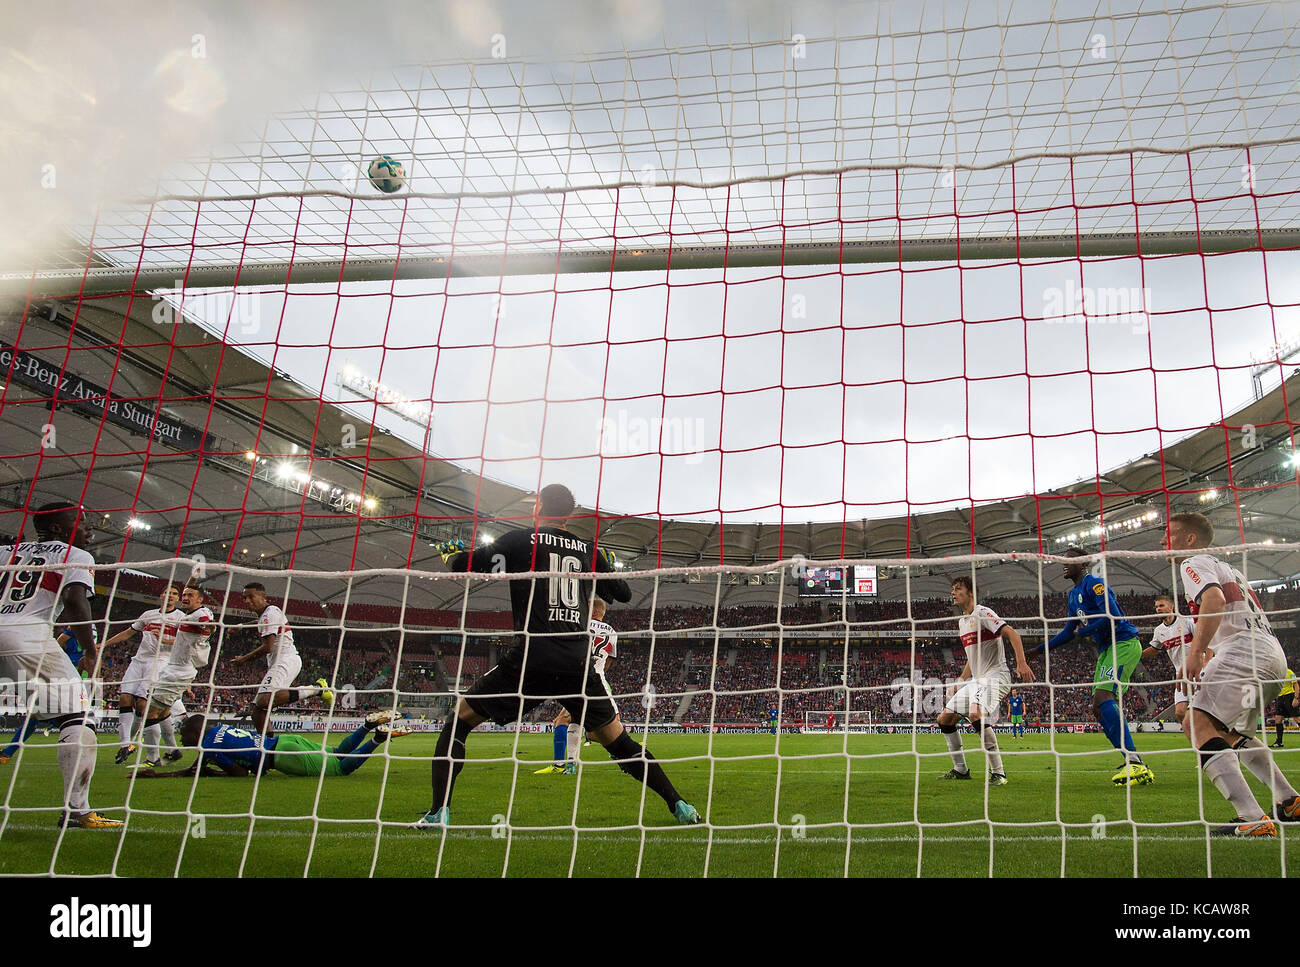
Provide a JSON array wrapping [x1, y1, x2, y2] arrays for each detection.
[[1165, 512, 1300, 838], [231, 582, 330, 736], [0, 502, 121, 828], [536, 596, 618, 775], [101, 585, 182, 763], [937, 575, 1035, 785], [119, 582, 216, 766], [1139, 592, 1199, 735]]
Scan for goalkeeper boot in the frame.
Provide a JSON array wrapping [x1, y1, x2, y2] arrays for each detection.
[[1275, 796, 1300, 822], [316, 678, 335, 705], [1211, 817, 1277, 838], [114, 743, 137, 766], [365, 710, 403, 728], [163, 749, 184, 763], [673, 800, 702, 825], [0, 753, 10, 765], [60, 810, 125, 830], [988, 773, 1008, 786], [376, 724, 412, 739], [411, 807, 451, 829], [534, 764, 562, 774], [939, 768, 971, 780]]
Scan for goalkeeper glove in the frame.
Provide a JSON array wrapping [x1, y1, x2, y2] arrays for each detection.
[[596, 546, 618, 569], [435, 538, 467, 566]]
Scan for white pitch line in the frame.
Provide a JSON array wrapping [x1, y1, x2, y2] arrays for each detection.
[[0, 821, 1262, 846]]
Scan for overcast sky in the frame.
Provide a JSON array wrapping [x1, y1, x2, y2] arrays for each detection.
[[7, 0, 1300, 523], [157, 248, 1300, 523]]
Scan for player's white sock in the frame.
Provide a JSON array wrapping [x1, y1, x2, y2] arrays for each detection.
[[944, 729, 967, 771], [566, 724, 582, 762], [57, 721, 97, 814], [143, 723, 161, 761], [118, 709, 135, 746], [1203, 750, 1266, 821], [160, 716, 179, 750], [1235, 737, 1299, 803], [981, 725, 1004, 775]]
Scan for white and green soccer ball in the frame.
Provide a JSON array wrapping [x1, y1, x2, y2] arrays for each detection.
[[367, 155, 406, 193]]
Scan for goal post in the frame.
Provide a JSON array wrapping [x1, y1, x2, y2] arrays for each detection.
[[10, 224, 1300, 299]]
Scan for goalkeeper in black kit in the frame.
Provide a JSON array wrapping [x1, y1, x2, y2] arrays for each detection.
[[413, 484, 702, 828]]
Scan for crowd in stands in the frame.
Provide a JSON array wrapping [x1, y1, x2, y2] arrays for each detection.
[[82, 581, 1300, 727], [606, 604, 824, 631], [602, 588, 1300, 635]]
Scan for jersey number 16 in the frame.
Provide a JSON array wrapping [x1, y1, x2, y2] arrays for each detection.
[[548, 553, 582, 609]]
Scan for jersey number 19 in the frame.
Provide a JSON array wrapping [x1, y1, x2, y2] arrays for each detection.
[[0, 556, 47, 607]]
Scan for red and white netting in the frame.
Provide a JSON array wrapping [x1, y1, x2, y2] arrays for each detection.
[[2, 11, 1300, 875]]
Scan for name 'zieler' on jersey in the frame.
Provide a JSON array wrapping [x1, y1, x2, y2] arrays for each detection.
[[464, 526, 630, 646]]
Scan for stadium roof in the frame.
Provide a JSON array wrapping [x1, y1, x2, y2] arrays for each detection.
[[2, 287, 1297, 613], [5, 3, 1300, 615]]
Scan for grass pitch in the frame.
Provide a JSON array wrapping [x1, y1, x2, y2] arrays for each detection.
[[2, 730, 1297, 877]]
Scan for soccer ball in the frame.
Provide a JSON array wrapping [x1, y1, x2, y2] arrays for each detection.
[[367, 155, 406, 193]]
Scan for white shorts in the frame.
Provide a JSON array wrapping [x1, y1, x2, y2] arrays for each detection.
[[149, 667, 197, 711], [119, 654, 159, 698], [169, 698, 187, 719], [0, 624, 89, 718], [945, 675, 1011, 722], [257, 652, 303, 697], [1173, 688, 1189, 707], [1189, 634, 1287, 736]]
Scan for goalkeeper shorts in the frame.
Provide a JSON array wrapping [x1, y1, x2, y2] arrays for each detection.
[[465, 647, 619, 732]]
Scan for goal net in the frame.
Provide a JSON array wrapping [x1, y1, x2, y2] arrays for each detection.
[[2, 3, 1300, 878]]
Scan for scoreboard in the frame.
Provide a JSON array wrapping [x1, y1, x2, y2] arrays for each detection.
[[798, 565, 878, 597]]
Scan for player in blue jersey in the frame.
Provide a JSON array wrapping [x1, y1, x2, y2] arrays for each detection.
[[1042, 547, 1153, 786], [134, 710, 409, 779], [769, 707, 779, 734], [0, 626, 90, 765], [1007, 689, 1026, 739]]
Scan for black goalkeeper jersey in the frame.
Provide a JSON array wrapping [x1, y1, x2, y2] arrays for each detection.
[[449, 526, 631, 669]]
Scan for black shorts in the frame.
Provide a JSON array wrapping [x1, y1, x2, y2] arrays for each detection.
[[464, 649, 618, 731], [1276, 693, 1299, 718]]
